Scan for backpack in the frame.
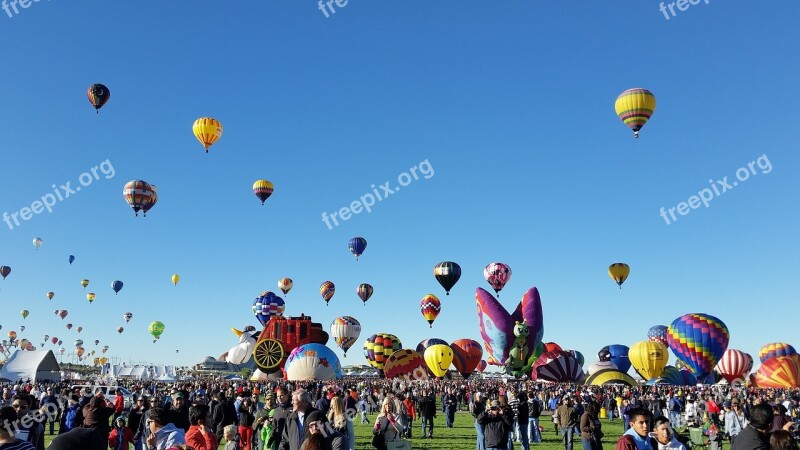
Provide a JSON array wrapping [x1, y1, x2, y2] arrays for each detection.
[[64, 405, 79, 431]]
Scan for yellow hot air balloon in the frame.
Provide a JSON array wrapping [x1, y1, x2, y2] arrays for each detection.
[[20, 309, 29, 319], [81, 279, 90, 289], [86, 293, 96, 303], [192, 117, 222, 153], [615, 88, 656, 138], [46, 291, 55, 300], [608, 263, 630, 289], [171, 274, 180, 286], [629, 340, 668, 380], [424, 344, 454, 378]]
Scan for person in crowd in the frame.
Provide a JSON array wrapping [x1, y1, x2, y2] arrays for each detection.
[[326, 396, 350, 446], [723, 401, 744, 446], [306, 410, 346, 450], [472, 392, 487, 450], [516, 392, 530, 450], [237, 396, 255, 450], [373, 397, 403, 447], [443, 387, 458, 429], [167, 392, 190, 433], [254, 392, 275, 450], [213, 392, 238, 445], [11, 394, 45, 450], [223, 424, 239, 450], [144, 406, 186, 450], [109, 416, 135, 450], [418, 390, 436, 439], [185, 405, 217, 450], [771, 430, 799, 450], [557, 397, 578, 450], [0, 405, 36, 450], [648, 416, 686, 450], [132, 396, 151, 450], [60, 395, 81, 435], [279, 388, 319, 450], [528, 391, 543, 444], [580, 402, 604, 450], [615, 408, 653, 450], [39, 387, 59, 435], [401, 393, 416, 439], [478, 399, 513, 450]]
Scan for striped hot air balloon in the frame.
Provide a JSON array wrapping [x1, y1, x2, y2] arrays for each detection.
[[192, 117, 223, 152], [434, 261, 461, 295], [320, 281, 335, 306], [450, 339, 484, 378], [330, 316, 361, 357], [356, 283, 373, 305], [277, 277, 293, 295], [363, 333, 401, 375], [615, 88, 656, 138], [759, 343, 797, 363], [715, 349, 751, 384], [755, 356, 800, 389], [420, 294, 441, 328], [383, 349, 428, 380], [122, 180, 155, 217], [667, 313, 729, 379], [416, 338, 448, 354], [533, 350, 584, 383]]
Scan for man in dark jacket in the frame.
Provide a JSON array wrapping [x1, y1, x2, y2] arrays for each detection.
[[271, 388, 293, 448], [212, 392, 237, 444], [279, 388, 319, 450], [478, 400, 513, 450], [167, 392, 191, 432], [417, 390, 437, 439], [731, 403, 772, 450]]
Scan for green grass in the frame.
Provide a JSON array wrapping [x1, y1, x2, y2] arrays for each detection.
[[42, 410, 629, 450]]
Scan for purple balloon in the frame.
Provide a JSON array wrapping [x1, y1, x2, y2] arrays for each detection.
[[475, 287, 544, 368]]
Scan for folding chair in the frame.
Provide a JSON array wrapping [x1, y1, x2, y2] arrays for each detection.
[[689, 427, 709, 450]]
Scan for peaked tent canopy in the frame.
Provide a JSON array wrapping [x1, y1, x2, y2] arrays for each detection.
[[0, 350, 61, 383]]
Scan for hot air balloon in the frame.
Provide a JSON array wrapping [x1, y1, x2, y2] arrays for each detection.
[[46, 291, 55, 300], [20, 310, 28, 319], [0, 266, 11, 279], [755, 356, 800, 389], [608, 263, 630, 288], [284, 344, 343, 381], [86, 293, 96, 303], [59, 348, 65, 355], [434, 261, 461, 295], [123, 180, 155, 217], [330, 316, 361, 357], [81, 279, 89, 289], [667, 313, 729, 379], [117, 327, 124, 334], [629, 341, 668, 380], [111, 280, 123, 295], [142, 185, 157, 215], [19, 325, 25, 332], [587, 360, 619, 376], [68, 255, 75, 265], [278, 278, 293, 295], [363, 333, 402, 376], [87, 83, 110, 113], [58, 310, 68, 319], [615, 88, 656, 138], [743, 353, 754, 374], [102, 345, 109, 353], [416, 338, 448, 354], [50, 337, 58, 345], [566, 350, 585, 367], [585, 368, 637, 387], [424, 344, 454, 378], [252, 291, 285, 326], [647, 325, 669, 346], [450, 339, 484, 378], [420, 294, 441, 328], [383, 349, 428, 380], [357, 283, 373, 305], [94, 340, 100, 346], [171, 274, 180, 286], [544, 342, 563, 354], [148, 321, 165, 342], [484, 263, 512, 296], [123, 312, 133, 323], [74, 339, 83, 347], [18, 339, 29, 350], [57, 340, 62, 346], [533, 350, 585, 383], [75, 347, 85, 358], [253, 180, 274, 205], [348, 237, 367, 261], [192, 117, 223, 152], [320, 281, 335, 306], [477, 360, 488, 373], [7, 331, 16, 341], [32, 237, 43, 250], [598, 345, 631, 374], [76, 326, 82, 333], [43, 334, 49, 342], [759, 343, 797, 363], [66, 324, 72, 330], [715, 349, 750, 384]]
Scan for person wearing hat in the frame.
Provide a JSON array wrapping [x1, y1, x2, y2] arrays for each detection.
[[109, 416, 135, 450], [167, 392, 190, 433], [478, 399, 513, 450], [306, 410, 346, 450], [254, 393, 276, 450]]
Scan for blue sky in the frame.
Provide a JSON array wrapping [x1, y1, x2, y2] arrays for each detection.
[[0, 1, 798, 375]]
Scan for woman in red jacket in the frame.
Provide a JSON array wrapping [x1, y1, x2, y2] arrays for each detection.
[[185, 405, 218, 450], [108, 416, 135, 450]]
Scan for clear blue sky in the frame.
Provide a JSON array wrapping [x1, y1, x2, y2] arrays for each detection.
[[1, 1, 798, 375]]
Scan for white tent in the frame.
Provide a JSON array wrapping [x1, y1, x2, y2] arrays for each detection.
[[0, 350, 61, 383], [156, 373, 176, 382]]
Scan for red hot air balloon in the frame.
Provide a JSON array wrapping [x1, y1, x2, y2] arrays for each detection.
[[755, 356, 800, 389], [66, 323, 73, 330], [715, 349, 751, 384], [50, 337, 58, 345], [544, 342, 563, 354], [450, 339, 484, 378], [477, 360, 488, 372], [420, 294, 441, 328]]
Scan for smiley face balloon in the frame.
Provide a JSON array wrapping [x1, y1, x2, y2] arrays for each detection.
[[424, 344, 454, 378]]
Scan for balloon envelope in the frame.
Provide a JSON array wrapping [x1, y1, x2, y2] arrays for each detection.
[[533, 350, 584, 383], [320, 281, 335, 304], [716, 349, 751, 384], [416, 338, 448, 354], [253, 180, 274, 204], [252, 291, 285, 326], [615, 88, 656, 138], [450, 339, 483, 378], [755, 356, 800, 389], [330, 316, 361, 356], [348, 237, 367, 260], [424, 344, 454, 378], [608, 263, 630, 287], [357, 283, 373, 305], [759, 343, 797, 363], [363, 333, 402, 374], [475, 287, 544, 369], [384, 349, 428, 380], [647, 325, 668, 346], [434, 261, 461, 295], [285, 344, 342, 381], [629, 340, 668, 380], [667, 313, 729, 378], [599, 345, 631, 375], [192, 117, 223, 152], [483, 262, 512, 295], [278, 278, 293, 295], [420, 294, 441, 327], [111, 280, 123, 294], [148, 321, 165, 341]]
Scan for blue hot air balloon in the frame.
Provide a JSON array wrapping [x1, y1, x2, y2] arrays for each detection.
[[252, 291, 285, 327], [68, 255, 75, 265], [111, 280, 124, 295], [599, 344, 631, 374], [348, 237, 367, 261]]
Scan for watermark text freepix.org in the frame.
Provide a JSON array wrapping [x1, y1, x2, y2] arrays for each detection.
[[659, 154, 772, 225], [322, 159, 434, 230], [659, 0, 709, 20], [2, 0, 47, 19], [3, 159, 116, 231]]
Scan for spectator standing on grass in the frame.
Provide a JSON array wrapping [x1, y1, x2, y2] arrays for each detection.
[[223, 424, 239, 450], [478, 399, 513, 450], [472, 392, 487, 450], [528, 391, 542, 444], [0, 405, 36, 450], [144, 406, 186, 450], [418, 390, 436, 439], [648, 416, 685, 450], [557, 397, 578, 450], [580, 403, 604, 450]]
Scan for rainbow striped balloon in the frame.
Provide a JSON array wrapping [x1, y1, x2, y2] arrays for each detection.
[[759, 342, 797, 363], [666, 313, 729, 378]]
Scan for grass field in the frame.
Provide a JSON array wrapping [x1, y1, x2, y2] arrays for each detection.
[[42, 408, 629, 450]]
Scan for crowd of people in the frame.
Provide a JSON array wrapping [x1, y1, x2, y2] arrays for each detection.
[[0, 376, 797, 450]]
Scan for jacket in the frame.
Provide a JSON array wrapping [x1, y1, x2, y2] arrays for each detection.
[[152, 423, 186, 450], [478, 410, 513, 448], [278, 406, 319, 450], [417, 396, 436, 418], [185, 425, 218, 450], [580, 412, 602, 441], [615, 431, 653, 450], [374, 414, 402, 443], [108, 426, 134, 450], [730, 425, 769, 450]]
